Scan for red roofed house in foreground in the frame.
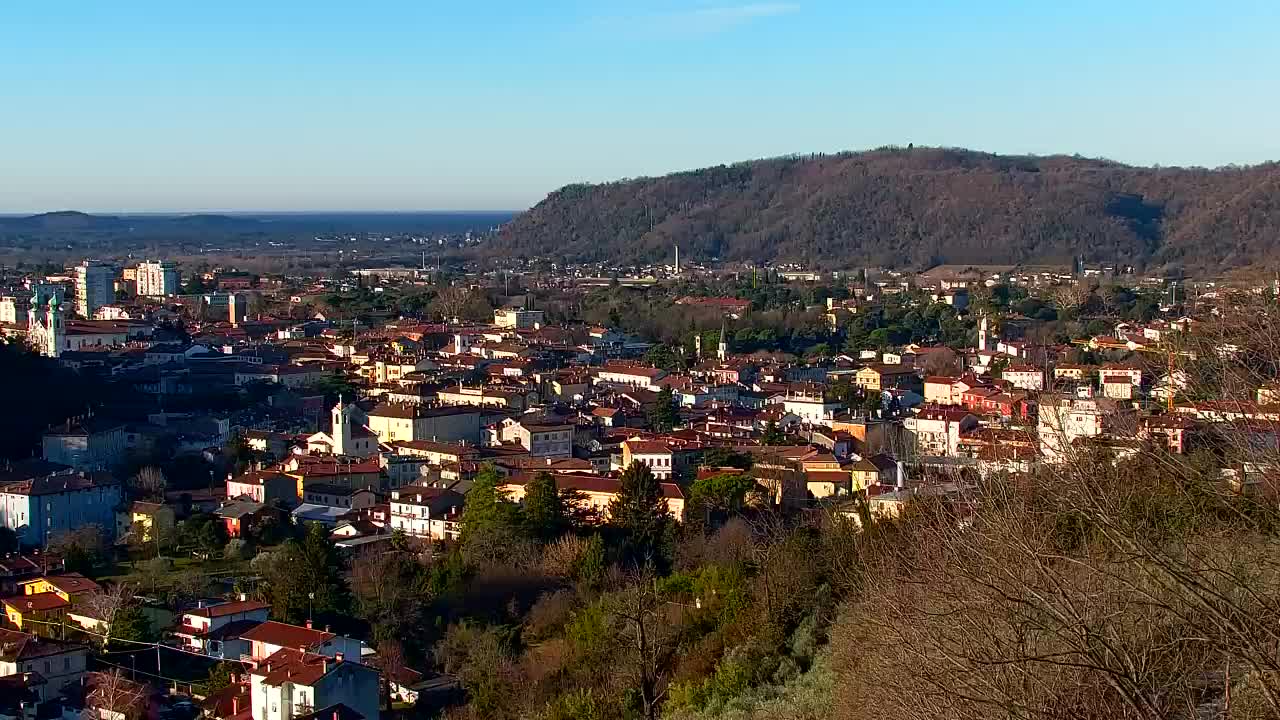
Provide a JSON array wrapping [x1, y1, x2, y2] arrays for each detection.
[[249, 647, 379, 720]]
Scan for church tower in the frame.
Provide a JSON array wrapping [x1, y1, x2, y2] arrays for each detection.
[[717, 319, 728, 362], [978, 315, 989, 352], [27, 295, 63, 358], [47, 294, 64, 358], [332, 396, 354, 456]]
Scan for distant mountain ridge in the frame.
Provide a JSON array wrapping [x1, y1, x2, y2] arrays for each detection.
[[0, 211, 514, 238], [494, 147, 1280, 273]]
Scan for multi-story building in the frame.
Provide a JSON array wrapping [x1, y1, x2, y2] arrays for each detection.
[[0, 472, 122, 548], [903, 406, 979, 458], [42, 418, 126, 471], [74, 262, 115, 318], [227, 470, 298, 506], [249, 649, 380, 720], [781, 390, 843, 425], [502, 472, 686, 522], [1037, 395, 1134, 463], [0, 628, 89, 701], [135, 260, 179, 297], [1001, 364, 1046, 391], [493, 307, 545, 329], [365, 403, 481, 445], [499, 418, 573, 458], [595, 363, 667, 389], [172, 596, 270, 657], [388, 485, 464, 540]]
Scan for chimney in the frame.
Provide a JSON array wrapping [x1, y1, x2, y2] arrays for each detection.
[[232, 698, 239, 715], [333, 712, 340, 720], [305, 619, 313, 630], [238, 593, 247, 602], [335, 652, 343, 663]]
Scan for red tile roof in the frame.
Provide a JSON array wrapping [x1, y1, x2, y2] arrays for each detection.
[[240, 620, 333, 649]]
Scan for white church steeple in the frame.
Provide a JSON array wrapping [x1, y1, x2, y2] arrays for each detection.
[[332, 396, 354, 456]]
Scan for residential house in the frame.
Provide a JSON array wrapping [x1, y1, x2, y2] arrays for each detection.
[[41, 419, 126, 472], [619, 439, 703, 481], [388, 486, 465, 540], [240, 620, 369, 665], [227, 471, 298, 507], [923, 376, 962, 405], [1001, 364, 1045, 391], [501, 473, 686, 523], [117, 501, 176, 543], [172, 596, 270, 658], [1038, 395, 1136, 463], [216, 499, 273, 538], [851, 454, 899, 491], [249, 648, 379, 720], [499, 418, 574, 458], [854, 364, 920, 393], [0, 628, 89, 699], [903, 406, 980, 458]]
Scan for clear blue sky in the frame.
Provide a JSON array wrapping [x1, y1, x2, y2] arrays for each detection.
[[2, 0, 1277, 213]]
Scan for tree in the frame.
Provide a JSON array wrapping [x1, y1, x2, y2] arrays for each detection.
[[79, 582, 138, 649], [688, 472, 756, 520], [129, 466, 167, 500], [199, 662, 239, 696], [701, 447, 754, 471], [85, 671, 147, 720], [430, 286, 474, 323], [178, 513, 229, 557], [460, 465, 523, 558], [0, 526, 17, 554], [761, 421, 785, 446], [610, 462, 672, 565], [647, 387, 679, 432], [49, 525, 107, 577], [609, 569, 680, 720], [257, 523, 352, 624], [524, 471, 568, 542]]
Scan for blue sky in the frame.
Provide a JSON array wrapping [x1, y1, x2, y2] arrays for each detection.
[[2, 0, 1277, 212]]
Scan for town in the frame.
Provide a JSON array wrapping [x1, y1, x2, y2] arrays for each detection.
[[0, 248, 1275, 720]]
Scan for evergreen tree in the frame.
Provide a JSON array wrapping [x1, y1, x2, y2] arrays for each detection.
[[259, 522, 352, 623], [648, 387, 679, 432], [761, 421, 785, 446], [524, 471, 568, 542], [609, 461, 671, 565], [461, 465, 521, 542]]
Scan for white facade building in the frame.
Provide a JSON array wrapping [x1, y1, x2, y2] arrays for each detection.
[[136, 260, 179, 297]]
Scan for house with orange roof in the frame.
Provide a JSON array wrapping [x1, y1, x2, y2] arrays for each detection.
[[249, 647, 379, 720]]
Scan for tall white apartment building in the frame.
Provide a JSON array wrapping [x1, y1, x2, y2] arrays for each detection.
[[136, 260, 179, 297]]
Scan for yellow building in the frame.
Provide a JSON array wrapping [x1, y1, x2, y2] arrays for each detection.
[[4, 591, 70, 634], [118, 501, 176, 542]]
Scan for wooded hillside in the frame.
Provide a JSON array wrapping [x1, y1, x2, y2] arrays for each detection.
[[495, 148, 1280, 273]]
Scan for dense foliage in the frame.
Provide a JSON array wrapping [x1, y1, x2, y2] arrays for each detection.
[[495, 147, 1280, 273]]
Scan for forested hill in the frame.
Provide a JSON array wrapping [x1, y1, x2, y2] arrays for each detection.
[[494, 148, 1280, 273]]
